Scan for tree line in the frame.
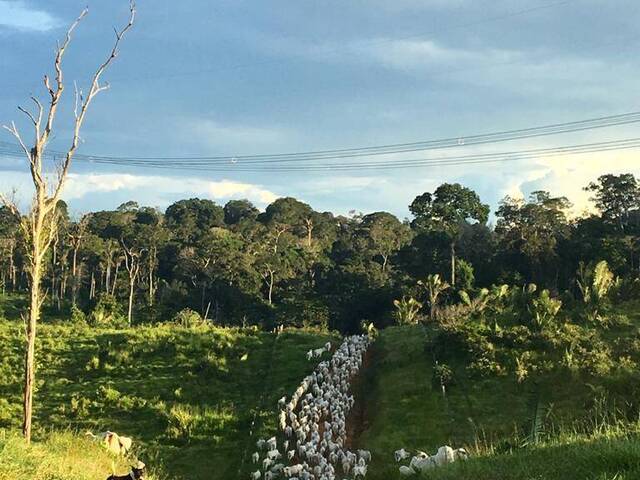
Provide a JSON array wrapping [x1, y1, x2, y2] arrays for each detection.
[[1, 172, 639, 333]]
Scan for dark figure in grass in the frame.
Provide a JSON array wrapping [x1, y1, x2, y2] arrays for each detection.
[[107, 461, 146, 480]]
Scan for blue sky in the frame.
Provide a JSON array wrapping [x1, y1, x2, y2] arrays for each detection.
[[1, 0, 640, 219]]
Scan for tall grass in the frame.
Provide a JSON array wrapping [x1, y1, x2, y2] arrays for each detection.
[[0, 310, 336, 480], [0, 430, 157, 480], [359, 325, 640, 480]]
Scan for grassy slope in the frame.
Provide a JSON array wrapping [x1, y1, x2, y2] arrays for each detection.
[[0, 431, 140, 480], [358, 324, 640, 480], [420, 434, 640, 480], [0, 307, 336, 480]]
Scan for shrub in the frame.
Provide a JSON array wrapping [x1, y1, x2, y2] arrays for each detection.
[[69, 393, 92, 418], [361, 320, 378, 339], [70, 305, 87, 325], [88, 294, 127, 328], [172, 308, 205, 328], [455, 259, 475, 291], [393, 296, 423, 325], [577, 260, 617, 323], [97, 385, 120, 403], [432, 362, 454, 390], [165, 404, 198, 440]]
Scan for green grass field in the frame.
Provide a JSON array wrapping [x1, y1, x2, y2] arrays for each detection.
[[357, 324, 640, 480], [3, 294, 640, 480], [0, 431, 144, 480], [0, 305, 336, 480]]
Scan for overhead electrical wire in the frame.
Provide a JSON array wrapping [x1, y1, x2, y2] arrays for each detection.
[[1, 137, 639, 173], [1, 110, 640, 168], [67, 138, 640, 172]]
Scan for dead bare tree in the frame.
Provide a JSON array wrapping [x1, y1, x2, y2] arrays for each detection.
[[0, 3, 135, 443], [69, 215, 89, 307], [121, 239, 144, 326]]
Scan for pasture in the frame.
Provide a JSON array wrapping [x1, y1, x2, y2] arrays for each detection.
[[358, 321, 640, 480], [0, 305, 335, 480], [3, 297, 640, 479]]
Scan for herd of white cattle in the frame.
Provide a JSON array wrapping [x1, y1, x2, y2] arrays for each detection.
[[395, 446, 468, 476], [249, 334, 469, 479], [251, 335, 371, 480]]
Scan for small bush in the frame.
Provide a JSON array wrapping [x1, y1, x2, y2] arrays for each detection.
[[88, 294, 127, 328], [172, 308, 204, 328], [165, 404, 198, 440], [69, 305, 87, 325], [97, 384, 120, 403], [85, 356, 100, 371], [69, 393, 92, 418]]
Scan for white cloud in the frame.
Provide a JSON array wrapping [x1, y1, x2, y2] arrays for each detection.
[[180, 118, 290, 153], [350, 38, 518, 71], [3, 146, 640, 222], [517, 150, 640, 217], [252, 32, 519, 72], [1, 170, 279, 210], [205, 179, 278, 204], [0, 1, 58, 32]]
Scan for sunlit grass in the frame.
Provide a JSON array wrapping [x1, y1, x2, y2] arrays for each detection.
[[0, 301, 336, 480], [359, 325, 640, 480], [0, 430, 160, 480]]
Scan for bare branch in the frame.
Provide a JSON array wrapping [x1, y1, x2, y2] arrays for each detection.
[[0, 191, 20, 217], [30, 97, 43, 139], [17, 106, 39, 128], [40, 7, 89, 148], [2, 122, 31, 158], [73, 81, 81, 120], [43, 75, 53, 97], [51, 0, 136, 205]]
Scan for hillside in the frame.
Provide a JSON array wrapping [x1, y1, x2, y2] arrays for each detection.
[[0, 431, 146, 480], [3, 303, 640, 479], [356, 323, 640, 480], [0, 314, 335, 480]]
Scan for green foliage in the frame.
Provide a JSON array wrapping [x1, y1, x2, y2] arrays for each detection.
[[361, 320, 379, 339], [88, 293, 127, 328], [418, 273, 450, 320], [455, 258, 475, 291], [496, 192, 571, 285], [433, 362, 454, 389], [531, 289, 562, 331], [69, 304, 87, 325], [584, 173, 640, 230], [393, 296, 422, 325], [410, 183, 490, 235], [0, 431, 153, 480], [172, 308, 205, 328], [577, 260, 616, 323]]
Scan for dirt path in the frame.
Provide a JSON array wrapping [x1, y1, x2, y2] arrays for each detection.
[[345, 343, 377, 450]]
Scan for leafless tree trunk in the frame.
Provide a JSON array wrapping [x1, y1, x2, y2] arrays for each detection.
[[50, 232, 59, 307], [148, 245, 157, 306], [0, 3, 135, 443], [450, 241, 456, 286], [121, 240, 143, 326], [111, 259, 121, 296], [104, 239, 119, 293], [90, 269, 96, 299], [263, 266, 275, 305], [69, 216, 87, 306], [304, 217, 313, 248]]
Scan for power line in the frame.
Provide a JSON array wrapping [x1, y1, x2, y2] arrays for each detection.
[[3, 136, 638, 173], [2, 110, 640, 166], [74, 137, 640, 172]]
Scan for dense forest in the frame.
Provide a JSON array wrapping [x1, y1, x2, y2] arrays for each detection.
[[1, 172, 639, 334]]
